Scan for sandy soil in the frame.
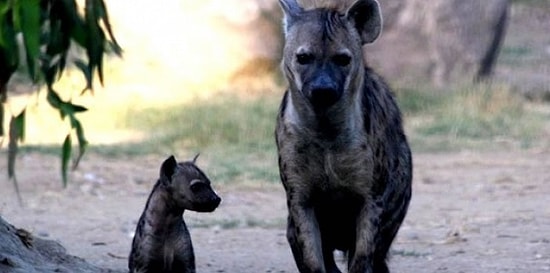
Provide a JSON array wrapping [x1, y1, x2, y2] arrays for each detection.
[[1, 149, 549, 273]]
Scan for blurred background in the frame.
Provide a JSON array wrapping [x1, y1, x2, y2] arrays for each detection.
[[0, 0, 548, 193], [5, 0, 548, 178]]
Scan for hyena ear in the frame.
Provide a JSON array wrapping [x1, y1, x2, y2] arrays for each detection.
[[279, 0, 303, 34], [346, 0, 383, 44], [160, 155, 177, 181]]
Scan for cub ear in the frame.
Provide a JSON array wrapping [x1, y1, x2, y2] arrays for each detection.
[[160, 155, 177, 181], [346, 0, 383, 44], [279, 0, 303, 34]]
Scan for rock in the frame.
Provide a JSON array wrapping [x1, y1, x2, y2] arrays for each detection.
[[369, 0, 510, 86], [165, 0, 511, 88], [0, 215, 124, 273]]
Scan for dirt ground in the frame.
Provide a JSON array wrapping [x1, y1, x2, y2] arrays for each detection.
[[1, 148, 549, 273]]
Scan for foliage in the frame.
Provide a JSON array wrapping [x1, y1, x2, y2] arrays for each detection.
[[92, 84, 545, 184], [119, 93, 281, 185], [395, 84, 545, 152], [0, 0, 121, 197]]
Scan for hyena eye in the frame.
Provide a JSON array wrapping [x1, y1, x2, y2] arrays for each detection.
[[332, 53, 351, 67], [296, 53, 314, 65]]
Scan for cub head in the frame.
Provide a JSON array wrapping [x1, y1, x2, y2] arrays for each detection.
[[279, 0, 382, 111], [159, 154, 221, 212]]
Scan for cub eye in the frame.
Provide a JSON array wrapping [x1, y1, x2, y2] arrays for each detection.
[[190, 179, 206, 192], [296, 53, 314, 65], [332, 53, 351, 67]]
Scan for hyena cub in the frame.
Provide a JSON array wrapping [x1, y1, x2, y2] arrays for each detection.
[[275, 0, 412, 273], [128, 154, 221, 273]]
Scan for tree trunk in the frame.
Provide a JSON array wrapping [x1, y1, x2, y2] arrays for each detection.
[[0, 215, 124, 273]]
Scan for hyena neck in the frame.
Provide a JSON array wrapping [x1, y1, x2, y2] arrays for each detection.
[[141, 182, 185, 236]]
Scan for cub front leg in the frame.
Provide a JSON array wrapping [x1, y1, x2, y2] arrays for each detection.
[[287, 195, 325, 273]]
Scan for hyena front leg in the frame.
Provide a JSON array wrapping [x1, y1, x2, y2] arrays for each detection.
[[322, 246, 342, 273], [287, 198, 325, 273], [348, 202, 384, 273]]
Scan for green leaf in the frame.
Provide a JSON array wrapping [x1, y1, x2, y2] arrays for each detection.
[[46, 88, 63, 109], [85, 0, 106, 87], [8, 118, 17, 179], [11, 0, 20, 30], [61, 133, 72, 187], [0, 1, 12, 47], [43, 59, 58, 87], [0, 103, 4, 137], [8, 113, 23, 205], [75, 59, 92, 92], [72, 104, 88, 113], [44, 18, 70, 83], [70, 117, 88, 170], [13, 109, 25, 142], [47, 88, 70, 119], [46, 88, 89, 120], [93, 0, 122, 56], [0, 9, 19, 82], [65, 114, 88, 171], [59, 0, 88, 47], [8, 110, 25, 180], [18, 0, 41, 81], [60, 101, 88, 118]]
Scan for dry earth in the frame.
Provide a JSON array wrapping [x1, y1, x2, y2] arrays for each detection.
[[1, 149, 549, 273]]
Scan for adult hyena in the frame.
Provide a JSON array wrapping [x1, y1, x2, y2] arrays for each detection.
[[128, 155, 221, 273], [274, 0, 412, 272]]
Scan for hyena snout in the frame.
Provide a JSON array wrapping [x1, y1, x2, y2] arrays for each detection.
[[189, 180, 221, 212], [305, 72, 342, 109]]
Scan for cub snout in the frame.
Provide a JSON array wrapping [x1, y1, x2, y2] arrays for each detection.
[[190, 180, 221, 212], [195, 193, 221, 212], [193, 194, 221, 212]]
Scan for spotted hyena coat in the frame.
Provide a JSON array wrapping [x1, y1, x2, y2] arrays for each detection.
[[275, 0, 412, 272]]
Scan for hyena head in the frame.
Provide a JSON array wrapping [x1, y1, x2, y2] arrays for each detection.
[[279, 0, 382, 112], [159, 155, 221, 213]]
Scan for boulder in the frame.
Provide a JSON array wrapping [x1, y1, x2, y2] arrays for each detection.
[[178, 0, 510, 87], [0, 216, 123, 273], [370, 0, 510, 86]]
